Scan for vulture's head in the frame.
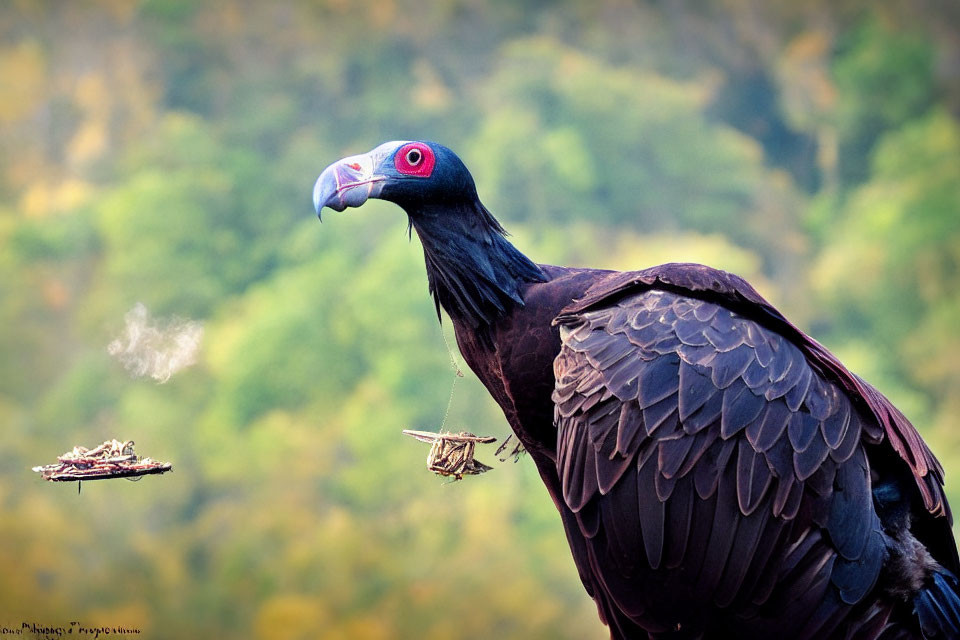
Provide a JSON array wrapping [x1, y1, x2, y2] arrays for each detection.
[[312, 140, 545, 332], [313, 140, 480, 218]]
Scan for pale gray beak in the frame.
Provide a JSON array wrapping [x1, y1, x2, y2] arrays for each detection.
[[312, 141, 407, 219]]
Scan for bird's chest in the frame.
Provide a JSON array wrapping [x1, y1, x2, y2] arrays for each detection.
[[452, 318, 562, 464]]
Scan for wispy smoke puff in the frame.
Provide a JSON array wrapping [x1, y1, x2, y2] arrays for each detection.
[[107, 303, 203, 383]]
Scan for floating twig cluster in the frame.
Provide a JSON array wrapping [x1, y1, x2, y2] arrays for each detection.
[[32, 439, 172, 482]]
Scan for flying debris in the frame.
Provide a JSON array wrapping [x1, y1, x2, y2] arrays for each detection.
[[33, 439, 172, 482], [495, 434, 526, 463], [402, 430, 496, 480], [107, 302, 202, 383]]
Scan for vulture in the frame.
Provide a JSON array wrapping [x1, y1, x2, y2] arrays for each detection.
[[312, 140, 960, 639]]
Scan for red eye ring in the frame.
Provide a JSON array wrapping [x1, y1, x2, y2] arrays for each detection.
[[395, 142, 435, 177]]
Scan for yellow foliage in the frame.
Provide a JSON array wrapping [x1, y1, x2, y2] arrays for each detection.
[[19, 178, 94, 218], [95, 0, 137, 23], [0, 40, 46, 122], [255, 594, 330, 640], [530, 225, 772, 300], [411, 59, 452, 112], [74, 73, 111, 116], [246, 410, 340, 481], [779, 30, 837, 121], [326, 617, 392, 640], [462, 487, 511, 547], [608, 231, 765, 279], [64, 73, 111, 165], [367, 0, 397, 32], [67, 120, 109, 166], [128, 528, 190, 594]]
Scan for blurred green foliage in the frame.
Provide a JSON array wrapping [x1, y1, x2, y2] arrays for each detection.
[[1, 1, 958, 638]]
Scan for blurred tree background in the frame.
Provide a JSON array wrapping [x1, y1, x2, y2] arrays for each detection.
[[1, 1, 959, 638]]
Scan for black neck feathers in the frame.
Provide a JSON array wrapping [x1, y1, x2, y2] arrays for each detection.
[[408, 200, 546, 340]]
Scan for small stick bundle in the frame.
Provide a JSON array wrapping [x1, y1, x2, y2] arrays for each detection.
[[402, 430, 496, 481], [32, 439, 172, 482]]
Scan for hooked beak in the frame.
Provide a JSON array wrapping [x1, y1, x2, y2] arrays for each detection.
[[312, 141, 406, 219]]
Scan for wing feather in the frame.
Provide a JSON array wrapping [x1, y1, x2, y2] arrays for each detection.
[[642, 395, 680, 437], [747, 401, 792, 452], [678, 360, 715, 421], [694, 453, 741, 600], [615, 401, 645, 457], [663, 475, 696, 569], [636, 353, 681, 408], [637, 457, 665, 570], [737, 437, 773, 516], [721, 380, 765, 438], [715, 500, 770, 607]]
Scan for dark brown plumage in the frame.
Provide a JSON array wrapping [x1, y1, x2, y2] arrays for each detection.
[[313, 141, 960, 639]]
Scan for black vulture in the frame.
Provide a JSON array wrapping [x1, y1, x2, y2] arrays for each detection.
[[313, 140, 960, 639]]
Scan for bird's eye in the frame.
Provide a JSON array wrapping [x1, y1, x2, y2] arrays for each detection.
[[395, 142, 435, 178]]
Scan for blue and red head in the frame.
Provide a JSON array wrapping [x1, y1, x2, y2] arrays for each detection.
[[312, 140, 546, 331], [313, 140, 479, 218]]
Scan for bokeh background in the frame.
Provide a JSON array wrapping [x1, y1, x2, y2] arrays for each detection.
[[2, 1, 959, 638]]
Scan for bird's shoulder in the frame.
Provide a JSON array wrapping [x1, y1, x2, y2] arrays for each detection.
[[552, 262, 950, 526], [555, 262, 770, 323]]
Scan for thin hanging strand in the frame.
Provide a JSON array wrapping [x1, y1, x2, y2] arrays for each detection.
[[441, 324, 464, 378], [438, 322, 464, 431]]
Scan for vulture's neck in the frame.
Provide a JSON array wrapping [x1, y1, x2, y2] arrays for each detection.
[[408, 200, 546, 342]]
